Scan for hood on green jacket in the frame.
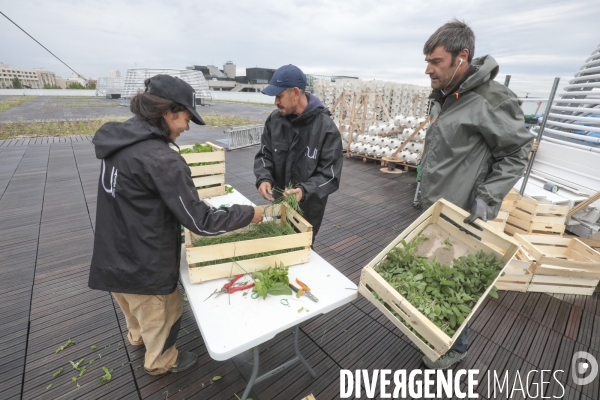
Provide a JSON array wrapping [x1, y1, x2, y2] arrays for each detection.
[[459, 55, 500, 93]]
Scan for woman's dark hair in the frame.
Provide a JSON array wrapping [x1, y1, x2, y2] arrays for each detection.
[[130, 78, 187, 141]]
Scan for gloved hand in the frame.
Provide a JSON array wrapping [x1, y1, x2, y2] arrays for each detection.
[[464, 197, 488, 224]]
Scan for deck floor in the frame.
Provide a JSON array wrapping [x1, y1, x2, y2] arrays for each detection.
[[0, 133, 599, 400]]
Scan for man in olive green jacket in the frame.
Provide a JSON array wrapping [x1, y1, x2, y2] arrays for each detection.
[[419, 20, 533, 369]]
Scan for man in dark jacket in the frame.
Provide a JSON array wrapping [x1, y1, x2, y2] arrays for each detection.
[[254, 65, 343, 242], [89, 75, 263, 375], [419, 21, 533, 369]]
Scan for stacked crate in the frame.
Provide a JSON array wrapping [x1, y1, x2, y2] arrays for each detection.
[[505, 197, 569, 236], [514, 234, 600, 295], [495, 248, 536, 292], [178, 142, 226, 198]]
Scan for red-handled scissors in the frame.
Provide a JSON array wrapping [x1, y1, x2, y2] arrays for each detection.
[[205, 275, 254, 301]]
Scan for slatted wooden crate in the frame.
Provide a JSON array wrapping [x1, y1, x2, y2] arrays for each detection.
[[359, 199, 520, 362], [495, 248, 536, 292], [513, 234, 600, 295], [488, 211, 509, 232], [579, 238, 600, 252], [505, 197, 569, 236], [184, 204, 312, 283], [178, 142, 226, 198], [500, 190, 522, 213]]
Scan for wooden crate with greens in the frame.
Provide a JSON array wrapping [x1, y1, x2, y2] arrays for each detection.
[[178, 142, 226, 198], [359, 199, 520, 362], [184, 204, 312, 283]]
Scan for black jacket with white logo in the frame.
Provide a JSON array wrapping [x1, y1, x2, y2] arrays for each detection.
[[89, 117, 254, 295], [254, 94, 343, 239]]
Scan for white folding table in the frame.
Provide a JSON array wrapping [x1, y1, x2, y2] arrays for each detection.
[[179, 189, 358, 400]]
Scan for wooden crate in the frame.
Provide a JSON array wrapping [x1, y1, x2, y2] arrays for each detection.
[[495, 248, 536, 292], [505, 197, 569, 236], [500, 190, 522, 213], [579, 238, 600, 252], [178, 142, 226, 198], [359, 199, 520, 362], [488, 211, 509, 232], [184, 204, 312, 283], [514, 234, 600, 295]]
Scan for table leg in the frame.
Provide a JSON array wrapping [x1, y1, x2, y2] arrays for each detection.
[[241, 347, 260, 400], [293, 325, 316, 378], [240, 325, 317, 400]]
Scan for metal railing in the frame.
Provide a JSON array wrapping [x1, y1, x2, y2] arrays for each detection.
[[224, 124, 263, 150]]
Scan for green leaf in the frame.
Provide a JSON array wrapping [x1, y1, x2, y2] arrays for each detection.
[[211, 375, 221, 384], [489, 286, 498, 299], [451, 306, 463, 319], [457, 304, 471, 314], [298, 307, 304, 313], [99, 367, 112, 385], [90, 345, 97, 350], [53, 368, 63, 378], [46, 384, 53, 390], [55, 339, 76, 354], [449, 314, 457, 329], [70, 358, 85, 370], [268, 282, 293, 296]]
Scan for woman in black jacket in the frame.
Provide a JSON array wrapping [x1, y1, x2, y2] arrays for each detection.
[[89, 75, 263, 375]]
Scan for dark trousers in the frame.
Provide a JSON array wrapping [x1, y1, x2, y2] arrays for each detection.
[[451, 325, 469, 353]]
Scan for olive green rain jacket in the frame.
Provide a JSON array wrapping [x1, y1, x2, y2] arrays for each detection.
[[420, 55, 533, 218]]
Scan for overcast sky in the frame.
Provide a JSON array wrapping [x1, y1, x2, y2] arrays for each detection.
[[2, 0, 599, 98]]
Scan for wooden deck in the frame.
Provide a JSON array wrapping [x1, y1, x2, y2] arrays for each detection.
[[0, 134, 598, 400]]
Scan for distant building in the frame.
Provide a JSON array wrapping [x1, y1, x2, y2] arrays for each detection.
[[207, 65, 226, 78], [121, 68, 211, 100], [223, 61, 236, 79], [55, 73, 87, 89], [109, 70, 122, 78], [187, 65, 210, 75], [34, 68, 57, 87], [0, 62, 52, 88], [246, 67, 276, 84], [97, 76, 124, 98], [185, 62, 356, 93]]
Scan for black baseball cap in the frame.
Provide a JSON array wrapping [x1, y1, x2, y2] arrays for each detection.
[[261, 65, 307, 96], [145, 74, 205, 125]]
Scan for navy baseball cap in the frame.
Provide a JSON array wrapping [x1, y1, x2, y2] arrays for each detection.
[[145, 74, 205, 125], [261, 65, 307, 96]]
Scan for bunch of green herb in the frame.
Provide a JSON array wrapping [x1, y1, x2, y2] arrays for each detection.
[[252, 262, 293, 299], [191, 220, 301, 267], [273, 182, 303, 215], [374, 235, 503, 337], [179, 142, 217, 166]]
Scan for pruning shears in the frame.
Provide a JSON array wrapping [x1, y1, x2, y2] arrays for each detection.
[[289, 278, 319, 303], [204, 275, 254, 301]]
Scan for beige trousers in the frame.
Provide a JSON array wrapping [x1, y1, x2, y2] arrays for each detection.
[[112, 287, 183, 375]]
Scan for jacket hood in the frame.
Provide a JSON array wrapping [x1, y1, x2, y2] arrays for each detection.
[[459, 54, 499, 93], [92, 117, 166, 159], [291, 93, 329, 125]]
